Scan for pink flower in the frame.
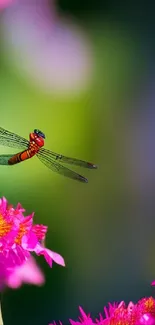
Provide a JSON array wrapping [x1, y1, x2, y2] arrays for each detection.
[[0, 197, 65, 289], [50, 297, 155, 325]]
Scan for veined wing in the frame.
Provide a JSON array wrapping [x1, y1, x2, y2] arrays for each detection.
[[0, 154, 14, 165], [0, 127, 28, 150], [37, 153, 88, 183], [38, 147, 97, 169]]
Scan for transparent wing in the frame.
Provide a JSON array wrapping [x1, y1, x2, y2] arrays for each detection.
[[38, 147, 97, 169], [0, 127, 28, 150], [37, 153, 88, 183], [0, 154, 14, 165]]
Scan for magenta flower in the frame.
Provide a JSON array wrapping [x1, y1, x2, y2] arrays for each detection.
[[0, 197, 65, 289], [50, 297, 155, 325]]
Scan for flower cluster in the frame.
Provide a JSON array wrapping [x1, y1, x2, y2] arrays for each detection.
[[50, 297, 155, 325], [0, 197, 65, 289]]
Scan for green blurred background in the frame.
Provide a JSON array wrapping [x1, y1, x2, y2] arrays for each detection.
[[0, 0, 155, 324]]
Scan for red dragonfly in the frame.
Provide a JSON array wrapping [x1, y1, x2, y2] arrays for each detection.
[[0, 127, 97, 183]]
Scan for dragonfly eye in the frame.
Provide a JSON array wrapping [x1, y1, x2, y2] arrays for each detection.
[[34, 129, 39, 134], [34, 129, 45, 139], [39, 132, 45, 139]]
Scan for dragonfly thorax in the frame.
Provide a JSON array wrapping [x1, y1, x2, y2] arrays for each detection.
[[29, 133, 44, 148]]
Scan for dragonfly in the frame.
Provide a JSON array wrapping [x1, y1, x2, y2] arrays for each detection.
[[0, 127, 97, 183]]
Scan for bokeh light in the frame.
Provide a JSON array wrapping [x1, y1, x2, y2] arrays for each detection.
[[1, 0, 93, 96]]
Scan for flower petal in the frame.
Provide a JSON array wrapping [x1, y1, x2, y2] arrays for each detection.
[[0, 197, 7, 213], [6, 257, 45, 288], [21, 232, 38, 250], [35, 244, 65, 267]]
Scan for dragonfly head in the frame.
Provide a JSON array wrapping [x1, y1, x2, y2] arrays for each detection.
[[34, 129, 46, 139]]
